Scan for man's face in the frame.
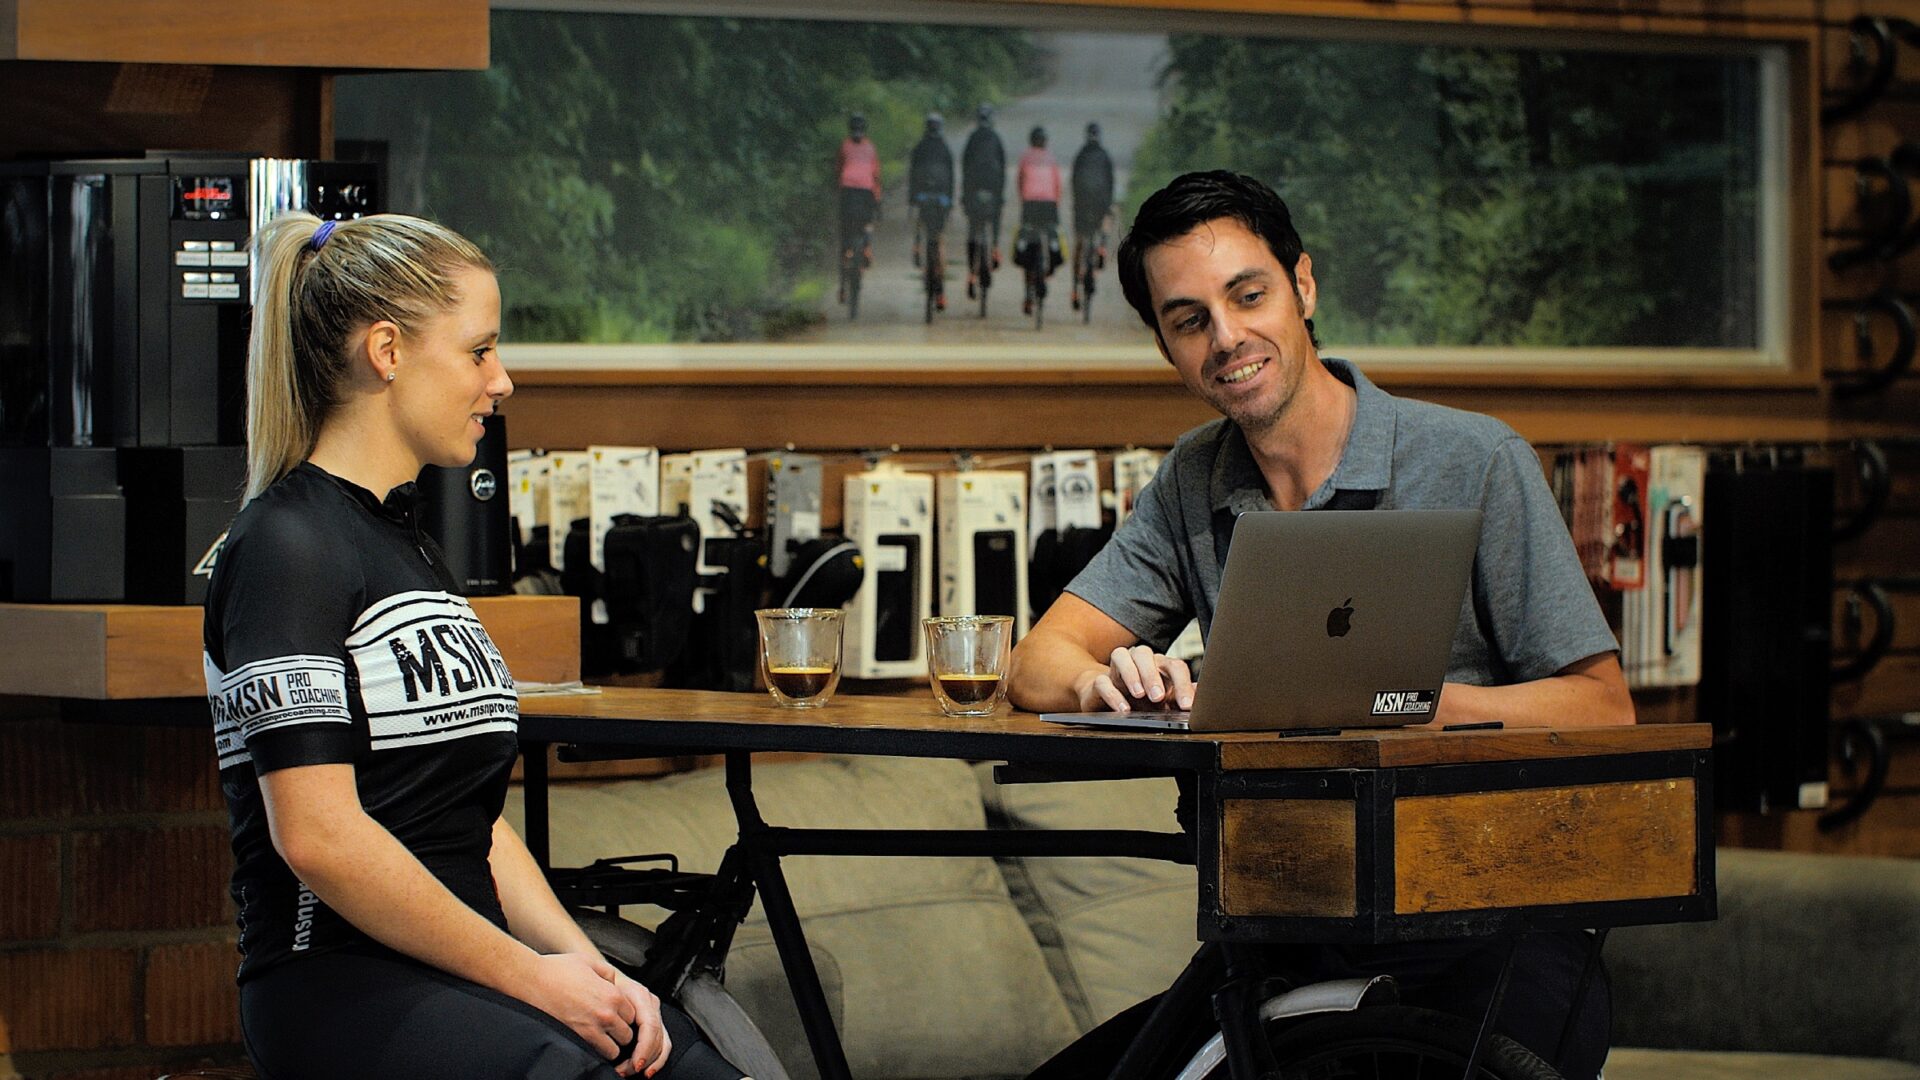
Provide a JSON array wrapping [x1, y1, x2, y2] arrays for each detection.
[[1142, 217, 1318, 435]]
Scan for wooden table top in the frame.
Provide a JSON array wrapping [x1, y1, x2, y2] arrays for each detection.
[[519, 686, 1711, 773]]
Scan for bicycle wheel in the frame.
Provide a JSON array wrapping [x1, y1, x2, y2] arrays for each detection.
[[1183, 1005, 1562, 1080]]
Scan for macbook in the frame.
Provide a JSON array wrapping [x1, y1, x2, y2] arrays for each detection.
[[1040, 509, 1481, 733]]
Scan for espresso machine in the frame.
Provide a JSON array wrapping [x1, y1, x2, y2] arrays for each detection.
[[0, 154, 378, 602]]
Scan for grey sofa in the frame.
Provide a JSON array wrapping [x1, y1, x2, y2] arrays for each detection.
[[503, 754, 1920, 1080]]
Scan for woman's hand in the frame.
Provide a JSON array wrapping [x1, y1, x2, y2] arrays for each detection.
[[610, 969, 673, 1078], [519, 952, 636, 1060]]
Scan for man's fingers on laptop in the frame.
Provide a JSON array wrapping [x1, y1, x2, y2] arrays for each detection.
[[1129, 645, 1167, 702], [1166, 657, 1195, 709], [1091, 674, 1131, 712]]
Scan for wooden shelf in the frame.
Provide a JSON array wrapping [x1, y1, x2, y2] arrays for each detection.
[[1, 0, 488, 69], [0, 596, 579, 700]]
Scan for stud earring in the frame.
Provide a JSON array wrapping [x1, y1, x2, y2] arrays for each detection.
[[386, 371, 396, 382]]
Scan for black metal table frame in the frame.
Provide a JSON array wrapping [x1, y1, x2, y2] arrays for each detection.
[[517, 713, 1714, 1080]]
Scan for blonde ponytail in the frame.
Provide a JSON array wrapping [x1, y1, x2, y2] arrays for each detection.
[[244, 213, 324, 502], [242, 212, 493, 502]]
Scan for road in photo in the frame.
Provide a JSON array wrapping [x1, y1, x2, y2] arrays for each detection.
[[800, 31, 1169, 345]]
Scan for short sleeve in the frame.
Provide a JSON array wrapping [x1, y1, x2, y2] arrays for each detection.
[[204, 507, 363, 774], [1064, 466, 1194, 651], [1472, 438, 1619, 682]]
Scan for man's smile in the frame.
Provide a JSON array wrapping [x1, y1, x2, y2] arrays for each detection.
[[1215, 357, 1268, 385]]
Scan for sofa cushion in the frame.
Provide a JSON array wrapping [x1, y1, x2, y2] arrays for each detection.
[[505, 755, 1082, 1080], [1604, 1049, 1920, 1080], [973, 767, 1199, 1030], [1609, 848, 1920, 1064]]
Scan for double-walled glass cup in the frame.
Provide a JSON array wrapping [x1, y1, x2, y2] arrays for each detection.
[[755, 608, 844, 708], [923, 614, 1014, 717]]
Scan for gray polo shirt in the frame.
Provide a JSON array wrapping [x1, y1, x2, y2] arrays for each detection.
[[1067, 358, 1617, 686]]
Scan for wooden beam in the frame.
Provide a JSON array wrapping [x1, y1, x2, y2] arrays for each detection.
[[0, 596, 579, 700], [3, 0, 488, 69]]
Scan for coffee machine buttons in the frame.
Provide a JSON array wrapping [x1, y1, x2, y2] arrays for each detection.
[[209, 284, 241, 299], [210, 272, 235, 283], [182, 272, 210, 283], [174, 248, 211, 267], [209, 240, 236, 251], [209, 251, 249, 268], [182, 281, 211, 299]]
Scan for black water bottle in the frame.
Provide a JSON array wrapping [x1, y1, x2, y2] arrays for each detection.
[[417, 413, 512, 596]]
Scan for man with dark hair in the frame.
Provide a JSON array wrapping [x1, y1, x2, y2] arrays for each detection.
[[1008, 170, 1632, 1079]]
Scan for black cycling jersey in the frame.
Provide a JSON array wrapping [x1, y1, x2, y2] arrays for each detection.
[[962, 126, 1007, 212], [204, 461, 519, 982]]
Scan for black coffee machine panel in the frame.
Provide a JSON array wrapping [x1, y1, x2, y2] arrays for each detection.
[[0, 155, 379, 602]]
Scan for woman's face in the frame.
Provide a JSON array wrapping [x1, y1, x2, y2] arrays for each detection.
[[391, 266, 511, 471]]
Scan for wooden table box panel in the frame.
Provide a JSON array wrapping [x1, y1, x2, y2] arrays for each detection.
[[1393, 778, 1698, 914], [1202, 750, 1715, 944], [1220, 798, 1357, 917]]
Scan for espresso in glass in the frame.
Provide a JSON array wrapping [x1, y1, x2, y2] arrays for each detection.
[[755, 608, 844, 708], [923, 615, 1014, 717]]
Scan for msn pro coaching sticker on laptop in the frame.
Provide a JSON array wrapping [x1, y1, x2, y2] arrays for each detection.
[[1041, 510, 1480, 733]]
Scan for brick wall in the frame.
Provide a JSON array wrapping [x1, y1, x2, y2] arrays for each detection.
[[0, 701, 249, 1080]]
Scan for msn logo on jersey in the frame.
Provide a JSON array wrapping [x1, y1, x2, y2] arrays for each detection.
[[1370, 690, 1435, 716], [388, 622, 515, 702]]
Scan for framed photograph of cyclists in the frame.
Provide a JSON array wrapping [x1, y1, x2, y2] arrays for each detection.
[[332, 1, 1805, 382]]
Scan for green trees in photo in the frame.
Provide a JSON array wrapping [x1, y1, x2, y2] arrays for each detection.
[[335, 12, 1040, 343], [1128, 36, 1760, 349]]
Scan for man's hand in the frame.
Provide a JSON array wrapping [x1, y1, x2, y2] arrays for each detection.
[[1073, 645, 1195, 712]]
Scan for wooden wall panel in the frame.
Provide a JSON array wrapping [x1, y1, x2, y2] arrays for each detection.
[[0, 61, 327, 159], [499, 379, 1860, 455], [4, 0, 487, 69]]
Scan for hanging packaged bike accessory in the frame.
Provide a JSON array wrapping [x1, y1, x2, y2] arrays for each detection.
[[763, 452, 824, 582], [593, 515, 700, 675], [937, 470, 1028, 634], [544, 450, 591, 575], [775, 536, 863, 609], [1620, 445, 1707, 690], [1025, 450, 1107, 618], [665, 501, 766, 692], [844, 465, 933, 678], [587, 445, 660, 624], [1699, 449, 1833, 813]]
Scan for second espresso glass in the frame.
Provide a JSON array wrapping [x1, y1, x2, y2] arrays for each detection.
[[923, 615, 1014, 717], [756, 608, 844, 708]]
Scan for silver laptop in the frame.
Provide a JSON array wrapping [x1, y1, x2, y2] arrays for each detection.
[[1041, 509, 1481, 733]]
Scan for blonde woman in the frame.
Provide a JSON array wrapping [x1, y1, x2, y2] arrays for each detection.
[[204, 212, 742, 1080]]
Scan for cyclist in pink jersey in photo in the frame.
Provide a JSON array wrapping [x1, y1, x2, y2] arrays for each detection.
[[837, 113, 881, 301], [1016, 127, 1063, 314]]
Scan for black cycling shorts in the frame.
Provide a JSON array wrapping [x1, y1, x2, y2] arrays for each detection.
[[1021, 200, 1060, 231], [240, 949, 745, 1080], [839, 187, 877, 251]]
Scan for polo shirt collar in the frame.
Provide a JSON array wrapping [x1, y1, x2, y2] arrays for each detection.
[[1208, 356, 1396, 514]]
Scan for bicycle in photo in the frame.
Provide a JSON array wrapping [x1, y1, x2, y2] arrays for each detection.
[[1072, 218, 1110, 325], [965, 191, 1000, 318], [914, 193, 952, 324], [839, 223, 872, 321], [1018, 225, 1058, 330]]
